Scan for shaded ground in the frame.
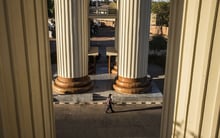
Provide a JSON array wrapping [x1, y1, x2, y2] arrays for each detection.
[[55, 104, 162, 138], [148, 64, 165, 93]]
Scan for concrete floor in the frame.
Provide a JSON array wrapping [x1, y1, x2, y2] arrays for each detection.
[[55, 104, 162, 138]]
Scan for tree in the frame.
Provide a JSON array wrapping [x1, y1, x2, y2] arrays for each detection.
[[109, 1, 117, 9], [48, 0, 54, 18], [151, 1, 170, 35]]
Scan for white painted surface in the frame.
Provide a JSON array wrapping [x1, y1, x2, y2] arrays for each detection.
[[55, 0, 89, 78], [118, 0, 151, 78]]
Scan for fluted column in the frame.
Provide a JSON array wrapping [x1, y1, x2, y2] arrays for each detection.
[[160, 0, 220, 137], [0, 0, 55, 137], [113, 0, 151, 94], [53, 0, 93, 94]]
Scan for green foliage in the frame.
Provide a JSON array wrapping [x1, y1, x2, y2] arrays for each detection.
[[109, 2, 117, 9], [48, 0, 54, 18], [151, 2, 170, 27], [149, 35, 167, 50]]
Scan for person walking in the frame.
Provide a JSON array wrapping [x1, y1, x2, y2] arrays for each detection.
[[105, 94, 115, 113]]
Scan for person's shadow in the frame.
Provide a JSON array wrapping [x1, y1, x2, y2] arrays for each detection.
[[113, 106, 162, 113]]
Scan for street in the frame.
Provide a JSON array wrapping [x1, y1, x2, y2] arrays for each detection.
[[55, 104, 162, 138]]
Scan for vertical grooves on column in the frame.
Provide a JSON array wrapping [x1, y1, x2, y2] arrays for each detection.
[[140, 0, 145, 76], [77, 0, 80, 77], [1, 0, 54, 137], [62, 0, 65, 76], [184, 0, 202, 136], [59, 0, 61, 76], [20, 0, 35, 137], [121, 0, 125, 76], [81, 0, 84, 75], [81, 0, 84, 76], [136, 0, 140, 77], [126, 1, 134, 78], [118, 0, 149, 79], [84, 0, 88, 75], [130, 1, 134, 77], [55, 0, 60, 76], [76, 1, 80, 76], [41, 0, 55, 135], [56, 0, 88, 78], [33, 0, 46, 136], [126, 1, 131, 77], [63, 0, 67, 77], [119, 0, 125, 77], [119, 0, 122, 76], [72, 0, 77, 77], [172, 0, 188, 135], [68, 0, 72, 76], [2, 1, 21, 137], [25, 0, 48, 136], [58, 0, 61, 76], [60, 0, 63, 76], [65, 0, 70, 77], [125, 0, 129, 77], [134, 0, 139, 78], [160, 0, 184, 137], [69, 1, 73, 77], [199, 0, 219, 136], [62, 0, 66, 77]]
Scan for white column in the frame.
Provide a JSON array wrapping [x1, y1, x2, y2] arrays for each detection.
[[161, 0, 220, 137], [53, 0, 93, 93], [113, 0, 151, 94], [118, 0, 150, 78], [0, 0, 55, 137], [55, 0, 88, 78]]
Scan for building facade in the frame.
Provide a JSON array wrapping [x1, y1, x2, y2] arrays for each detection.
[[0, 0, 219, 137]]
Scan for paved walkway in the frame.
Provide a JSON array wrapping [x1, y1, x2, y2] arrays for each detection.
[[55, 104, 161, 138]]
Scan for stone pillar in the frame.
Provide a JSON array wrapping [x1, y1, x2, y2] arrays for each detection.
[[53, 0, 93, 94], [160, 0, 220, 137], [113, 0, 151, 94], [0, 0, 55, 137]]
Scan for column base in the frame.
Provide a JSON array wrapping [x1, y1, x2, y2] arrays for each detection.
[[111, 65, 118, 74], [113, 76, 151, 94], [53, 76, 93, 94]]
